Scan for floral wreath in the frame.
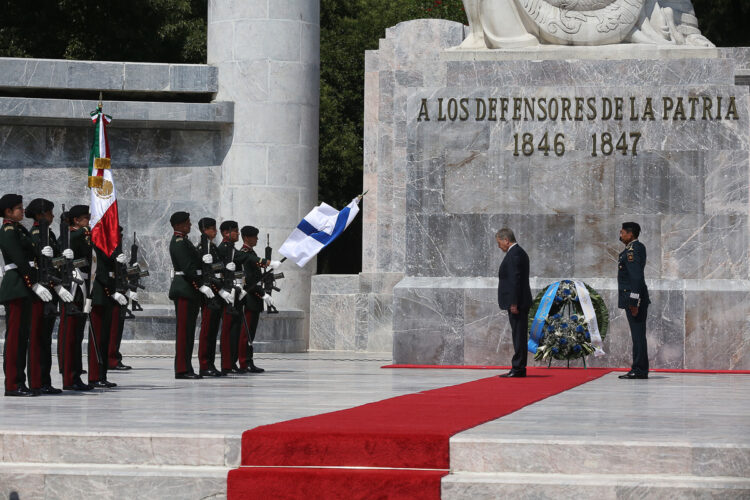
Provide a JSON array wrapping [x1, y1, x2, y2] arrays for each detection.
[[527, 280, 609, 362]]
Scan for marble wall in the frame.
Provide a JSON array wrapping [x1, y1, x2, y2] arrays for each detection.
[[359, 20, 750, 369]]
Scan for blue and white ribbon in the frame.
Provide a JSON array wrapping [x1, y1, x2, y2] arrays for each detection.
[[573, 280, 605, 356], [528, 281, 560, 354]]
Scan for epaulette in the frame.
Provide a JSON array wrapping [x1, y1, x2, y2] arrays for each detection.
[[175, 237, 183, 242], [31, 229, 39, 235], [3, 225, 13, 231]]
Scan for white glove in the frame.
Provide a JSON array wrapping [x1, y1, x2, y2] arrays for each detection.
[[225, 262, 236, 272], [54, 286, 74, 303], [238, 289, 247, 301], [62, 248, 74, 259], [32, 283, 53, 302], [83, 298, 93, 314], [262, 293, 273, 307], [199, 285, 215, 299], [126, 290, 138, 302], [269, 260, 282, 269], [219, 289, 234, 305], [202, 254, 213, 264], [112, 292, 128, 306], [116, 253, 127, 264], [73, 269, 84, 282], [41, 246, 54, 258]]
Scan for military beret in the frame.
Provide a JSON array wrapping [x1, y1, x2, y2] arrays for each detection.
[[198, 217, 216, 231], [170, 211, 190, 227], [25, 198, 54, 218], [0, 194, 23, 214], [241, 225, 259, 238], [68, 205, 90, 219], [622, 222, 641, 238], [220, 220, 238, 232]]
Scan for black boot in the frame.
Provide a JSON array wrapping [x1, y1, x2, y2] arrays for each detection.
[[248, 346, 264, 373]]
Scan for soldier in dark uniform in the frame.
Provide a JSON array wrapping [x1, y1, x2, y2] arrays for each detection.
[[108, 225, 133, 372], [617, 222, 650, 380], [88, 241, 127, 388], [26, 198, 74, 394], [169, 211, 213, 379], [196, 217, 229, 377], [1, 194, 52, 396], [235, 226, 276, 373], [58, 205, 94, 391], [217, 220, 243, 374]]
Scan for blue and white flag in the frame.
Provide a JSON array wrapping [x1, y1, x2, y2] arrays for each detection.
[[279, 197, 361, 267]]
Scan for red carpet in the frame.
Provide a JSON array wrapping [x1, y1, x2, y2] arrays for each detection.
[[228, 367, 611, 499], [384, 364, 750, 374]]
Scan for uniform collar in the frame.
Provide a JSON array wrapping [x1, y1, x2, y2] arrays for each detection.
[[625, 239, 638, 250], [173, 231, 186, 237], [241, 244, 252, 251], [32, 221, 40, 227], [2, 219, 15, 225]]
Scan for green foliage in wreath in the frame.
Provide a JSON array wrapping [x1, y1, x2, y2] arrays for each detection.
[[527, 280, 609, 361]]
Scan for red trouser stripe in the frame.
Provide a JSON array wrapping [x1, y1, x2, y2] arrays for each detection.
[[3, 299, 24, 392], [198, 305, 212, 371], [238, 310, 251, 369], [220, 309, 234, 370], [60, 304, 79, 387], [28, 300, 44, 389], [175, 298, 189, 374]]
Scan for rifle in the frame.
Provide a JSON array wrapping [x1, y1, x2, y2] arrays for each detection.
[[261, 234, 285, 314], [114, 249, 135, 320], [221, 245, 242, 316], [37, 219, 62, 317], [126, 232, 148, 312], [54, 206, 84, 316], [200, 232, 223, 310]]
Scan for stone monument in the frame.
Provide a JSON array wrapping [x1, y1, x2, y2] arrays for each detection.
[[310, 8, 749, 370]]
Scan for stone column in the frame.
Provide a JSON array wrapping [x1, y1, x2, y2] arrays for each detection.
[[208, 1, 320, 326]]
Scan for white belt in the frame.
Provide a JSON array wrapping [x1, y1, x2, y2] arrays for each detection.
[[195, 270, 202, 275], [174, 271, 185, 276], [3, 261, 36, 271], [108, 272, 115, 278]]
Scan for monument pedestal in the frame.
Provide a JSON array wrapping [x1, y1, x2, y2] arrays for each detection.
[[360, 20, 750, 369]]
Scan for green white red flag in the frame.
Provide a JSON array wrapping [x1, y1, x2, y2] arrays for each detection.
[[88, 105, 120, 256]]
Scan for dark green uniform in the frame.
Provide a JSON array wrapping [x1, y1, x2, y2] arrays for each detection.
[[617, 240, 650, 376], [196, 237, 223, 373], [169, 231, 202, 375], [29, 222, 60, 390], [1, 219, 37, 393], [235, 244, 269, 371], [88, 245, 117, 384], [217, 239, 242, 371]]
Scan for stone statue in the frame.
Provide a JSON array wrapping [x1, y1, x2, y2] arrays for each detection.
[[458, 0, 714, 49]]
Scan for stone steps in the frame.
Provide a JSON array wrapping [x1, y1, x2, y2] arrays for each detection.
[[0, 431, 235, 499], [441, 471, 750, 499], [0, 463, 228, 500], [449, 438, 750, 477]]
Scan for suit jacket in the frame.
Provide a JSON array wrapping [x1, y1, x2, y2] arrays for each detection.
[[497, 243, 532, 311]]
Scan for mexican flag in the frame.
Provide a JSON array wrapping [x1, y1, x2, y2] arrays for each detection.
[[88, 104, 120, 256]]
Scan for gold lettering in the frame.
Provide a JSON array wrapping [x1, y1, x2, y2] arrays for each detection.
[[716, 96, 723, 120], [642, 97, 655, 121], [437, 98, 446, 121], [513, 98, 522, 120], [447, 98, 458, 121], [548, 98, 559, 121], [459, 98, 470, 121], [574, 97, 584, 121], [614, 97, 624, 120], [629, 97, 639, 121], [524, 98, 535, 121], [688, 97, 700, 120], [475, 98, 486, 121], [602, 98, 613, 120], [702, 96, 713, 120], [726, 96, 739, 120], [674, 97, 686, 121], [499, 98, 508, 121], [417, 98, 430, 122], [538, 98, 548, 121], [561, 98, 572, 121], [662, 97, 674, 120], [587, 97, 597, 120], [488, 98, 497, 121]]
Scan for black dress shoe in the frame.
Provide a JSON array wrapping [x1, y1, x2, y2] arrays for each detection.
[[499, 371, 526, 378], [212, 366, 227, 377], [619, 372, 648, 379], [175, 373, 203, 380], [90, 380, 117, 388], [5, 389, 37, 397], [199, 369, 222, 377], [236, 367, 250, 374], [112, 362, 132, 371], [248, 365, 265, 373], [64, 381, 94, 391], [39, 385, 63, 395]]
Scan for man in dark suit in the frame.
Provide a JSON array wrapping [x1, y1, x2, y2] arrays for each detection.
[[496, 228, 532, 378]]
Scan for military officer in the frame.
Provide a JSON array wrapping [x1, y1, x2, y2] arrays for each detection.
[[234, 226, 278, 373], [26, 198, 74, 394], [108, 225, 134, 371], [216, 220, 243, 374], [1, 194, 52, 396], [169, 211, 212, 379], [88, 240, 127, 388], [617, 222, 650, 380], [196, 217, 229, 377], [58, 205, 93, 391]]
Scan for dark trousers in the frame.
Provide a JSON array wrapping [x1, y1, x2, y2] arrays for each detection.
[[59, 303, 84, 387], [626, 304, 649, 376], [31, 307, 57, 389], [238, 308, 260, 369], [3, 298, 31, 392], [508, 308, 529, 374], [88, 303, 113, 383], [198, 302, 223, 371], [174, 298, 199, 375], [220, 308, 241, 370], [108, 306, 126, 369]]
